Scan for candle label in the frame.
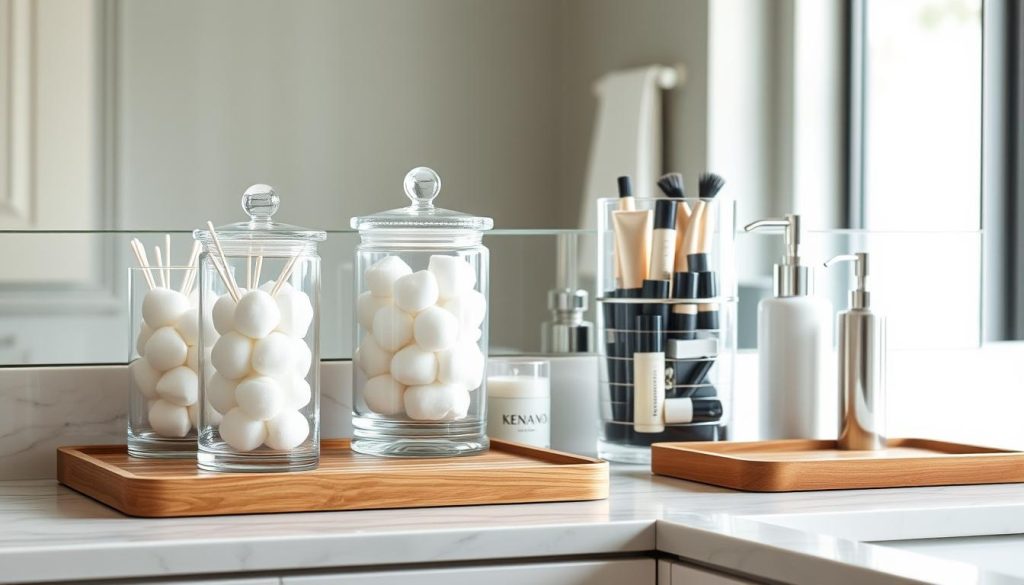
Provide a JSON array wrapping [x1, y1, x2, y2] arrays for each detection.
[[487, 396, 550, 448]]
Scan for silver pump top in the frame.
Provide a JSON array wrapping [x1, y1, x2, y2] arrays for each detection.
[[824, 252, 871, 309], [743, 214, 810, 297]]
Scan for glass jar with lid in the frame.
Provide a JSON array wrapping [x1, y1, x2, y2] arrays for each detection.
[[193, 185, 326, 472], [351, 167, 493, 457]]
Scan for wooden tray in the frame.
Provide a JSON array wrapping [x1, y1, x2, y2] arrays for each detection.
[[57, 439, 608, 517], [652, 438, 1024, 492]]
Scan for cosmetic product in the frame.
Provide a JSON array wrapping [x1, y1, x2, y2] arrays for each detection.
[[664, 398, 723, 424], [351, 167, 493, 458], [744, 214, 833, 440], [649, 199, 678, 282], [633, 314, 665, 433], [691, 173, 725, 331], [825, 252, 886, 451], [666, 337, 717, 389], [543, 232, 593, 353], [612, 176, 636, 289], [487, 359, 551, 448], [194, 186, 325, 472], [612, 209, 653, 292]]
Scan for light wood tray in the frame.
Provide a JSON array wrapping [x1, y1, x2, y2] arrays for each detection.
[[652, 438, 1024, 492], [57, 439, 608, 517]]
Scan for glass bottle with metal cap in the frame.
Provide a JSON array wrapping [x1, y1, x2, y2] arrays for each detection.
[[825, 252, 886, 450], [744, 214, 834, 440]]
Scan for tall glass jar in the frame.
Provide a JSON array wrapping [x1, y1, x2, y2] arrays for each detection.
[[128, 265, 204, 458], [193, 185, 326, 472], [351, 167, 493, 457]]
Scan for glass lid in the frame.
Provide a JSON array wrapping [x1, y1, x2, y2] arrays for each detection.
[[193, 184, 327, 243], [350, 167, 493, 232]]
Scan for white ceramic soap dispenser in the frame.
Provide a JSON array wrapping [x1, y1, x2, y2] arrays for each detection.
[[744, 214, 833, 440]]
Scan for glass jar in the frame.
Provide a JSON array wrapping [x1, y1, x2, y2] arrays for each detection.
[[128, 264, 203, 458], [193, 185, 326, 472], [351, 167, 493, 457]]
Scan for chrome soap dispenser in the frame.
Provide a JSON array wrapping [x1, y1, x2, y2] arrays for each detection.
[[825, 252, 886, 451], [744, 214, 834, 440]]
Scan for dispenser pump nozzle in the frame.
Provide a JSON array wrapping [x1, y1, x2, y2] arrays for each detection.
[[825, 252, 871, 309], [744, 214, 810, 297]]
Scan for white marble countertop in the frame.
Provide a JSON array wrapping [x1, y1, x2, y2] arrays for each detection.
[[3, 466, 1024, 584]]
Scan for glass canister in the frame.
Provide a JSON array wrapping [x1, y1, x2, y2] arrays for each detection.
[[128, 258, 204, 458], [350, 167, 493, 457], [193, 185, 326, 472]]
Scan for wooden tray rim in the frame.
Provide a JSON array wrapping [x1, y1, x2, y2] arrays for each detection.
[[652, 438, 1023, 463]]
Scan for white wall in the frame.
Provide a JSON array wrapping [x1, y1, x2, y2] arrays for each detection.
[[116, 0, 562, 230]]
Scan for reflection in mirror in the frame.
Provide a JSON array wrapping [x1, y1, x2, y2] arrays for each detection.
[[0, 0, 989, 365]]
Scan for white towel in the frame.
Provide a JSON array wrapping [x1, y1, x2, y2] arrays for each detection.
[[578, 65, 680, 230]]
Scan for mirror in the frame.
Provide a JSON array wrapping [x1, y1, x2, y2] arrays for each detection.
[[0, 0, 984, 365]]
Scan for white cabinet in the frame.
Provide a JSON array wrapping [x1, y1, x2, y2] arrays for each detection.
[[282, 558, 655, 585], [661, 560, 757, 585]]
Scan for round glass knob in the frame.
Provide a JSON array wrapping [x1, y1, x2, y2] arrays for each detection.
[[241, 184, 280, 222], [403, 167, 441, 208]]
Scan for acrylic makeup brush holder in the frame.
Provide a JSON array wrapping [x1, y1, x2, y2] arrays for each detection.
[[595, 196, 736, 464]]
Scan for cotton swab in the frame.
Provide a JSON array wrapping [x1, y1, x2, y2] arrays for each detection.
[[129, 239, 155, 290], [206, 221, 241, 300], [270, 255, 299, 297], [165, 234, 171, 289], [154, 246, 167, 288], [180, 241, 202, 294], [254, 256, 263, 288], [246, 256, 253, 290], [135, 241, 157, 289]]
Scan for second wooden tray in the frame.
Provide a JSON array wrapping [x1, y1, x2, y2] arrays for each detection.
[[652, 438, 1024, 492], [58, 439, 608, 517]]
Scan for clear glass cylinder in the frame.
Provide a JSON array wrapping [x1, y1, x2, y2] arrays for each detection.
[[193, 185, 325, 472], [595, 196, 737, 464], [350, 167, 493, 457], [128, 266, 202, 458]]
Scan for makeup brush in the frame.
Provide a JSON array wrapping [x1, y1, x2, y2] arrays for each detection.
[[656, 172, 685, 199], [691, 173, 726, 330]]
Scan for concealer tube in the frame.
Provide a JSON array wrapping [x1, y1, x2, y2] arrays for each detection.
[[673, 201, 693, 272], [664, 398, 723, 424], [633, 314, 665, 434], [649, 199, 677, 282], [612, 176, 636, 289], [612, 210, 652, 291]]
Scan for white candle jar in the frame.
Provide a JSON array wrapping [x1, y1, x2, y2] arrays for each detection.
[[193, 185, 326, 472], [351, 167, 493, 457]]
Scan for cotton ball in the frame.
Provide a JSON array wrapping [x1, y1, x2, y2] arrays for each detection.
[[210, 332, 253, 380], [219, 408, 267, 452], [233, 289, 281, 339], [174, 308, 199, 346], [189, 402, 221, 428], [148, 399, 192, 438], [235, 375, 284, 421], [207, 373, 239, 414], [135, 322, 153, 357], [357, 291, 391, 331], [441, 290, 486, 329], [413, 306, 459, 352], [363, 374, 405, 415], [355, 335, 393, 377], [144, 326, 188, 372], [259, 279, 295, 296], [155, 366, 198, 407], [393, 270, 439, 314], [186, 345, 210, 373], [283, 375, 312, 410], [275, 289, 314, 339], [366, 256, 412, 297], [404, 383, 463, 421], [437, 341, 485, 390], [265, 410, 310, 450], [292, 338, 312, 377], [251, 332, 294, 377], [130, 358, 160, 399], [443, 388, 472, 420], [212, 293, 238, 335], [142, 288, 190, 329], [390, 345, 437, 386], [372, 306, 413, 352], [428, 255, 476, 301]]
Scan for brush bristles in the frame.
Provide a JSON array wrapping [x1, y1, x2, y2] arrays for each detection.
[[699, 173, 725, 199], [657, 172, 685, 198]]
